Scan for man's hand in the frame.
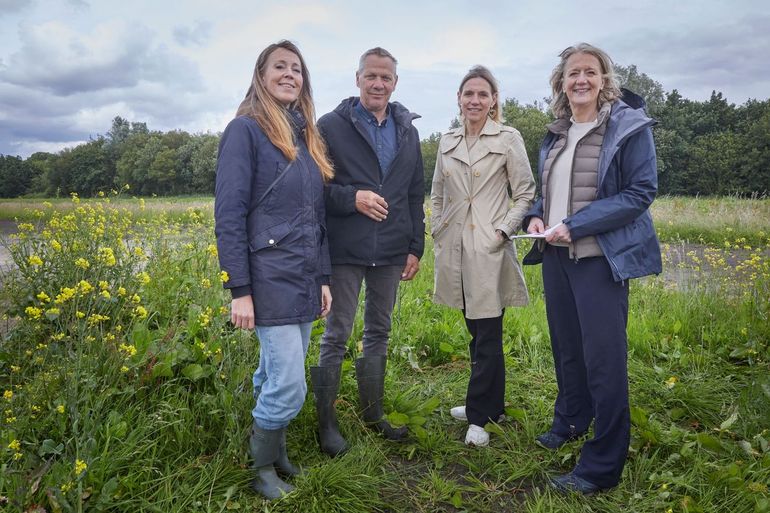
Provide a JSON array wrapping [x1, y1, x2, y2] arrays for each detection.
[[401, 254, 419, 281], [231, 295, 255, 330], [319, 285, 332, 318], [356, 190, 389, 221]]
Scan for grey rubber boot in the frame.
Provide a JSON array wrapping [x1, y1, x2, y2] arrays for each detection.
[[310, 365, 349, 457], [354, 356, 408, 441], [275, 429, 301, 476], [249, 422, 295, 500]]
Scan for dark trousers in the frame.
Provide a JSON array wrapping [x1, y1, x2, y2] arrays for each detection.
[[542, 245, 629, 488], [463, 311, 505, 427], [318, 264, 402, 367]]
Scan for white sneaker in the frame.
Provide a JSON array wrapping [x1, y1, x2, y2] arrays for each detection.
[[450, 405, 467, 421], [450, 405, 505, 423], [465, 424, 489, 447]]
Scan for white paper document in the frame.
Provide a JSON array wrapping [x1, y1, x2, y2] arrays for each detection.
[[509, 222, 563, 240]]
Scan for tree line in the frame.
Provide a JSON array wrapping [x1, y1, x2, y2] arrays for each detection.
[[1, 65, 769, 198]]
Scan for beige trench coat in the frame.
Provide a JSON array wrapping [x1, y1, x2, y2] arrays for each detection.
[[430, 118, 536, 319]]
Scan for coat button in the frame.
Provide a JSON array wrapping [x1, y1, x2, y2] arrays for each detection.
[[470, 224, 475, 229], [268, 239, 275, 245], [474, 171, 480, 177]]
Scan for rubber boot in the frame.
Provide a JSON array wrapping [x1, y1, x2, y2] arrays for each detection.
[[355, 356, 408, 441], [249, 422, 294, 500], [310, 365, 349, 456], [275, 429, 301, 476]]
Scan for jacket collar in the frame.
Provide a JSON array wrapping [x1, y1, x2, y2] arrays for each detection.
[[334, 97, 420, 128], [440, 117, 502, 166]]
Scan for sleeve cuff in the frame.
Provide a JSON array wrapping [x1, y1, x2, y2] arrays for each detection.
[[230, 285, 251, 299]]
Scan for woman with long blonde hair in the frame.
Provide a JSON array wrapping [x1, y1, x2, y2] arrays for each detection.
[[214, 40, 333, 500]]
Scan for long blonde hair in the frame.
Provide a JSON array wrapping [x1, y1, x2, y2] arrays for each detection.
[[549, 43, 621, 119], [236, 40, 333, 181]]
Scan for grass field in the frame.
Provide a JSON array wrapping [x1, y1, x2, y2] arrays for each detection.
[[0, 196, 768, 512]]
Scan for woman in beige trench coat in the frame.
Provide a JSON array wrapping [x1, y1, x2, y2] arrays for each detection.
[[430, 65, 536, 446]]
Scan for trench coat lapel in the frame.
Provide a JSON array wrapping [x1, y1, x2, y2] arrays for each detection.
[[441, 127, 470, 167], [468, 118, 502, 167]]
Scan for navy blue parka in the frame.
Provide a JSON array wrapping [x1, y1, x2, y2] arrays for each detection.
[[214, 112, 331, 326], [523, 90, 662, 281]]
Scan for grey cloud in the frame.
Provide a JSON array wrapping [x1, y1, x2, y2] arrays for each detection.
[[0, 23, 203, 96], [606, 14, 770, 102], [173, 20, 212, 47], [0, 0, 33, 17]]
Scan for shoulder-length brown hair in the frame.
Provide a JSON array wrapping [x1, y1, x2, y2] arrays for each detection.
[[458, 65, 501, 122], [236, 40, 333, 181], [549, 43, 621, 119]]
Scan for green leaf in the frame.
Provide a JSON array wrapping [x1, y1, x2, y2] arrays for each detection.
[[696, 433, 724, 452], [439, 342, 454, 353], [720, 411, 739, 430], [630, 406, 649, 428], [450, 491, 463, 508], [151, 361, 173, 378], [182, 363, 212, 381], [386, 412, 410, 426], [504, 407, 526, 422], [669, 407, 686, 420], [418, 396, 441, 415], [672, 320, 682, 333], [38, 439, 64, 457]]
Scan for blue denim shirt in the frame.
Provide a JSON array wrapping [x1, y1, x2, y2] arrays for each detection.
[[353, 100, 398, 176]]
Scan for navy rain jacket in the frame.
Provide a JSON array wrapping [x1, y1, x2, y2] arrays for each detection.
[[319, 97, 425, 266], [214, 113, 331, 326], [523, 90, 662, 281]]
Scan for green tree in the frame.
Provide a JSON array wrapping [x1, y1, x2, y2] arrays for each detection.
[[420, 132, 441, 194], [0, 155, 35, 197], [502, 99, 552, 173], [614, 64, 666, 115]]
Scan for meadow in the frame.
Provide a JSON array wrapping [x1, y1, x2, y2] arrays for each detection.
[[0, 194, 768, 513]]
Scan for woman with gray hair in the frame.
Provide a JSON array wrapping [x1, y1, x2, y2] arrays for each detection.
[[523, 43, 661, 494]]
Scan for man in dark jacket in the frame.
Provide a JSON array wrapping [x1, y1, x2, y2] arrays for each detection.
[[309, 47, 425, 456]]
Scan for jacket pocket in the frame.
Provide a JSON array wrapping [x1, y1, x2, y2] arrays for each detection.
[[249, 219, 294, 252]]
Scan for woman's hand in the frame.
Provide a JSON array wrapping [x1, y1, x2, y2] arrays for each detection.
[[545, 223, 572, 244], [231, 295, 255, 330], [319, 285, 332, 318], [527, 217, 545, 234], [495, 229, 508, 241]]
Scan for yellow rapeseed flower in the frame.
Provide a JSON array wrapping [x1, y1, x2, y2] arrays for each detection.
[[8, 439, 20, 451], [98, 247, 117, 266], [117, 287, 127, 297], [219, 271, 229, 283], [55, 287, 76, 304], [36, 291, 51, 303], [3, 390, 12, 401], [133, 246, 145, 257], [76, 311, 85, 318], [665, 376, 678, 389], [121, 366, 129, 373], [134, 306, 148, 319], [51, 239, 62, 251], [99, 281, 109, 290], [28, 255, 43, 267], [131, 294, 141, 304], [207, 244, 218, 257], [119, 343, 138, 357], [78, 280, 94, 294], [25, 306, 43, 320], [201, 278, 211, 288], [137, 272, 150, 285], [74, 459, 87, 475], [100, 290, 111, 299], [56, 405, 65, 414], [74, 258, 90, 270]]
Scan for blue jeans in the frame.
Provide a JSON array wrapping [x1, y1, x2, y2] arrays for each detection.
[[252, 322, 312, 430]]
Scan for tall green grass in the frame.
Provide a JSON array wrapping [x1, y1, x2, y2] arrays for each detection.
[[1, 196, 768, 512]]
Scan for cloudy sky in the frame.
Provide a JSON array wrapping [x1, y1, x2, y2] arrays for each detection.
[[1, 0, 768, 157]]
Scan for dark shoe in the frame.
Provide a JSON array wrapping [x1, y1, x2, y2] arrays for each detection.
[[355, 356, 408, 441], [535, 431, 581, 450], [275, 429, 301, 477], [549, 472, 607, 495], [249, 423, 295, 500], [310, 365, 349, 457]]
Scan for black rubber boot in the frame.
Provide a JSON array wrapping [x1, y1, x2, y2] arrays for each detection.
[[310, 365, 349, 457], [355, 356, 408, 441], [249, 422, 294, 500], [275, 428, 301, 476]]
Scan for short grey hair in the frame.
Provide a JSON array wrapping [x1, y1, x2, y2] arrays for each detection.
[[549, 42, 621, 119], [357, 47, 398, 74]]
